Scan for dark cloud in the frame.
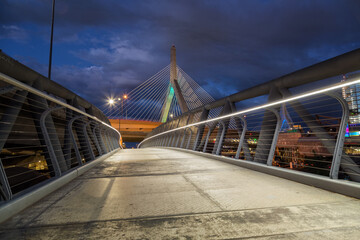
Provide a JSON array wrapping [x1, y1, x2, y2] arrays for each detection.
[[1, 0, 360, 111]]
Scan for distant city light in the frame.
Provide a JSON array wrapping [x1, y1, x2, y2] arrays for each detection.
[[123, 94, 128, 99]]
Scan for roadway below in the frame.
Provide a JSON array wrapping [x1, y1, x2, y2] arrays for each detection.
[[1, 148, 360, 239]]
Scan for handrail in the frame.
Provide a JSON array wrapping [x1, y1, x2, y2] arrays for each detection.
[[139, 76, 360, 147], [0, 72, 122, 143]]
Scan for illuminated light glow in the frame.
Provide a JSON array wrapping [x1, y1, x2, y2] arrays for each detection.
[[161, 86, 175, 122], [123, 94, 128, 99], [139, 77, 360, 147], [108, 99, 115, 105]]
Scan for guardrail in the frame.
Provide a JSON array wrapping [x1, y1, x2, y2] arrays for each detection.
[[0, 72, 121, 203], [139, 76, 360, 185]]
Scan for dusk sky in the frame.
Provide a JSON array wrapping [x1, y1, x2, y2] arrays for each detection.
[[1, 0, 360, 110]]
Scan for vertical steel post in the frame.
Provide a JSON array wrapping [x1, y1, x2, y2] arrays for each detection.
[[213, 101, 232, 155], [193, 109, 209, 151], [91, 123, 102, 156], [329, 93, 350, 179], [215, 121, 227, 155], [40, 106, 66, 176], [95, 125, 106, 155], [83, 121, 95, 160], [68, 116, 84, 166], [203, 126, 212, 153], [235, 116, 248, 159], [266, 108, 282, 166], [186, 129, 193, 149], [180, 129, 187, 148]]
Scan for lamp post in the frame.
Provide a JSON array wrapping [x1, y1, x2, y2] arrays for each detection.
[[48, 0, 56, 79]]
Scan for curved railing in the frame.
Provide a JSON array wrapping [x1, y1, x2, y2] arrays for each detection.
[[140, 49, 360, 194], [0, 71, 121, 203], [139, 77, 360, 192]]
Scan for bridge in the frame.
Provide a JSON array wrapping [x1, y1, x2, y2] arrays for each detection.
[[0, 47, 360, 239], [105, 45, 216, 145]]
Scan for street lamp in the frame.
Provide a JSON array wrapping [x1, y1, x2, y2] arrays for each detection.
[[108, 98, 115, 105]]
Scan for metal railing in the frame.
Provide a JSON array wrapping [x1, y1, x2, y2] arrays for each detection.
[[139, 76, 360, 184], [0, 72, 121, 202]]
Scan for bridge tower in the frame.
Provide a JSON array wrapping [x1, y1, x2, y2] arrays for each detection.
[[160, 45, 189, 122]]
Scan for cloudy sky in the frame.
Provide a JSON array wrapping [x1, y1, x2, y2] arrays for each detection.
[[1, 0, 360, 110]]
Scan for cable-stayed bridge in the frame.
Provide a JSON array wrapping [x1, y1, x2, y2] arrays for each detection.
[[1, 48, 360, 239], [105, 46, 218, 144]]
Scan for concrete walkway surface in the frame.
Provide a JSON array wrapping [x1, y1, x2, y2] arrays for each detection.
[[0, 148, 360, 239]]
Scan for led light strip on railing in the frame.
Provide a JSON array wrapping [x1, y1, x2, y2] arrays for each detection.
[[0, 72, 122, 142], [139, 77, 360, 147]]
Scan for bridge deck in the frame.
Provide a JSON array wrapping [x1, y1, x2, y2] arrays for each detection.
[[1, 148, 360, 239]]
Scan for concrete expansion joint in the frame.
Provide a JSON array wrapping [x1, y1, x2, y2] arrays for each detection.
[[181, 174, 225, 211]]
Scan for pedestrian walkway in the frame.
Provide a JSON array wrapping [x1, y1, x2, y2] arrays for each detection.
[[1, 148, 360, 239]]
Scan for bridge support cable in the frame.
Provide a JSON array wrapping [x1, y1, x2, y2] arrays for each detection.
[[106, 48, 216, 124], [0, 71, 121, 202], [106, 65, 170, 120]]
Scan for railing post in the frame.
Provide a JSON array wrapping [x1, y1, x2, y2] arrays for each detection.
[[94, 125, 106, 155], [193, 109, 209, 151], [329, 93, 349, 179], [213, 101, 232, 155], [175, 130, 182, 147], [254, 87, 282, 164], [83, 121, 95, 160], [40, 106, 66, 176], [266, 108, 282, 166], [234, 115, 248, 159], [91, 122, 103, 156], [68, 115, 84, 166], [165, 134, 172, 147], [180, 129, 187, 148], [203, 125, 212, 153], [215, 121, 226, 155], [186, 128, 193, 149]]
